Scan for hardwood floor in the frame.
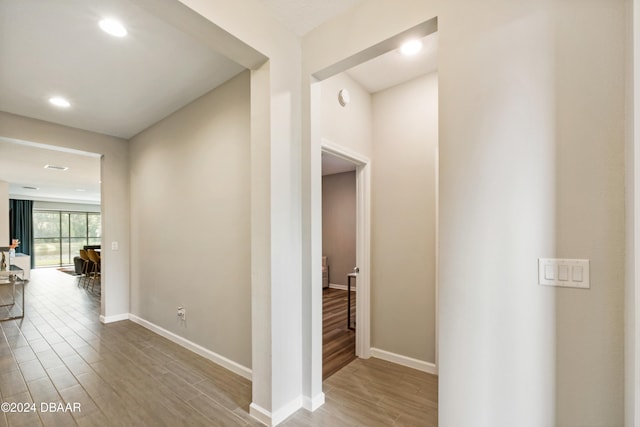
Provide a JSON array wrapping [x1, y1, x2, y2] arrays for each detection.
[[0, 268, 437, 426], [283, 357, 438, 427], [322, 288, 356, 380], [0, 269, 257, 427]]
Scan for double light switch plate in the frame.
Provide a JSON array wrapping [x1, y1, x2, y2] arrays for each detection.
[[538, 258, 590, 289]]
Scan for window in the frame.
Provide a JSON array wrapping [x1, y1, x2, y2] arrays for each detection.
[[33, 210, 101, 267]]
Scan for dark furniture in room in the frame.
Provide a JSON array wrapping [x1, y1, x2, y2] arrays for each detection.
[[74, 245, 101, 274]]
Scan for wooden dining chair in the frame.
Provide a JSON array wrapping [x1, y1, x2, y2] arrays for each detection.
[[86, 249, 101, 292], [78, 249, 91, 288]]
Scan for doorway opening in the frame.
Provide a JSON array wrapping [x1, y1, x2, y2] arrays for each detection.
[[310, 17, 439, 394], [321, 150, 360, 379], [0, 137, 103, 294]]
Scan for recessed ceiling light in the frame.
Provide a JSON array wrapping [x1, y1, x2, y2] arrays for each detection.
[[75, 189, 86, 192], [99, 18, 127, 37], [400, 39, 423, 56], [44, 164, 69, 171], [49, 96, 71, 108]]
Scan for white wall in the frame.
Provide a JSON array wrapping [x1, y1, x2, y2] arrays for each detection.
[[547, 2, 624, 424], [158, 1, 306, 421], [129, 71, 252, 368], [371, 73, 437, 365], [0, 181, 9, 245], [320, 73, 373, 158], [304, 0, 626, 425], [0, 111, 130, 320]]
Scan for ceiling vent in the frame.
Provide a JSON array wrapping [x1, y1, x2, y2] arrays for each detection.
[[44, 165, 69, 171]]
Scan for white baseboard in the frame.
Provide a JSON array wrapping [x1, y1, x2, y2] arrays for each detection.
[[328, 283, 356, 291], [370, 347, 437, 375], [128, 314, 252, 380], [302, 392, 325, 412], [99, 313, 129, 324], [250, 403, 271, 426], [272, 396, 302, 425], [250, 396, 302, 427]]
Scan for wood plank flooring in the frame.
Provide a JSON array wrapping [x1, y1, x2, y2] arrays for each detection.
[[322, 288, 356, 380], [283, 357, 438, 427], [0, 268, 437, 426], [0, 269, 258, 427]]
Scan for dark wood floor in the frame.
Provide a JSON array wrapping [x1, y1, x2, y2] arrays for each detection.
[[0, 269, 436, 426], [322, 288, 356, 380]]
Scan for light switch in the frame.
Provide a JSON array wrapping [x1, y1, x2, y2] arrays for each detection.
[[572, 266, 583, 282], [538, 259, 590, 289], [111, 241, 119, 251], [544, 264, 555, 280], [558, 265, 569, 281]]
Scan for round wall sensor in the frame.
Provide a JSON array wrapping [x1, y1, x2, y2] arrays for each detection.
[[338, 89, 350, 107]]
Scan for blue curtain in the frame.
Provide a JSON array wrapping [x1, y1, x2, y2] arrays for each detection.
[[9, 199, 33, 267]]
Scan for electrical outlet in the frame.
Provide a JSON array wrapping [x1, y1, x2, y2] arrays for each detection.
[[177, 306, 186, 321]]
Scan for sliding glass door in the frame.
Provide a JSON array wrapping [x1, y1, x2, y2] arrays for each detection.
[[33, 210, 101, 267]]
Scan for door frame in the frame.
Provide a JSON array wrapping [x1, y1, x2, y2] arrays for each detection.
[[629, 0, 640, 423], [320, 139, 371, 358]]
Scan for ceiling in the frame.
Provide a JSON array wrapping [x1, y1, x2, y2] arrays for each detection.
[[258, 0, 365, 36], [0, 0, 245, 139], [0, 137, 101, 204], [322, 152, 356, 176], [346, 32, 438, 93], [0, 0, 435, 203]]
